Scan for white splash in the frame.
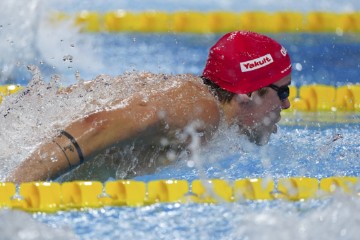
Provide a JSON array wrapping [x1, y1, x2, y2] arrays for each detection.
[[0, 71, 198, 180], [0, 0, 104, 84]]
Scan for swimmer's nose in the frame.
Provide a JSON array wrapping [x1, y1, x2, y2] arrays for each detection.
[[281, 98, 290, 110]]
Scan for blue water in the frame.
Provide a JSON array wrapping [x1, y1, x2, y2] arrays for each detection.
[[96, 33, 360, 87], [1, 1, 360, 240], [11, 33, 360, 88]]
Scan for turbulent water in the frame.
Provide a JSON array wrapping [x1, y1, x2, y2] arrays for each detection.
[[0, 71, 203, 180], [0, 0, 360, 240], [0, 0, 104, 84]]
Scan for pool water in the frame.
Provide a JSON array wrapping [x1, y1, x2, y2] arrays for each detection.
[[10, 32, 360, 87], [1, 1, 360, 240]]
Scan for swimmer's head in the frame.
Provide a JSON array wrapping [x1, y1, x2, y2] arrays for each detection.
[[202, 31, 292, 94]]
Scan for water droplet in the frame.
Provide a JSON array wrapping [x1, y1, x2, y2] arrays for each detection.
[[166, 151, 176, 161], [335, 28, 344, 36], [295, 63, 303, 71], [187, 160, 195, 168], [62, 54, 73, 62]]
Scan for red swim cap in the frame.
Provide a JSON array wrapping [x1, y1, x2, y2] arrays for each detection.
[[202, 31, 292, 94]]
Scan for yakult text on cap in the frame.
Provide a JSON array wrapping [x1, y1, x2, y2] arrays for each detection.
[[240, 54, 274, 72]]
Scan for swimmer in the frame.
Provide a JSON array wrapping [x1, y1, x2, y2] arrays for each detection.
[[7, 31, 292, 183]]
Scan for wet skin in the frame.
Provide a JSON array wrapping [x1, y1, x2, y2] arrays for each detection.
[[6, 74, 292, 182], [224, 75, 291, 145]]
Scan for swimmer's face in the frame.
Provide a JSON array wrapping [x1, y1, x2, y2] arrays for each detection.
[[235, 75, 291, 145]]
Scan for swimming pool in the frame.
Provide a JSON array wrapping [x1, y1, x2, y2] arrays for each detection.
[[1, 1, 360, 240]]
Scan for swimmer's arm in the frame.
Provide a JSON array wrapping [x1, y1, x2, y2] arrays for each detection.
[[7, 81, 220, 183], [7, 96, 164, 183]]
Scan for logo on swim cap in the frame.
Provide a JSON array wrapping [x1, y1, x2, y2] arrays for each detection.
[[280, 46, 287, 57], [240, 54, 274, 72]]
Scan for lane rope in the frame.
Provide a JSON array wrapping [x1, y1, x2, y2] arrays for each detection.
[[50, 10, 360, 33], [0, 177, 359, 212]]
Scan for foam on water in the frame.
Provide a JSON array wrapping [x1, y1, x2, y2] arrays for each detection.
[[0, 0, 360, 239], [0, 0, 104, 84], [0, 70, 201, 180], [135, 122, 360, 182]]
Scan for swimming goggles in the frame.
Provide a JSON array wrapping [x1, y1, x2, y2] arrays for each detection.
[[268, 84, 290, 101]]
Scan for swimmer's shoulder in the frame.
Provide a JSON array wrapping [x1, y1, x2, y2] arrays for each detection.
[[178, 74, 219, 105], [169, 74, 221, 128]]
